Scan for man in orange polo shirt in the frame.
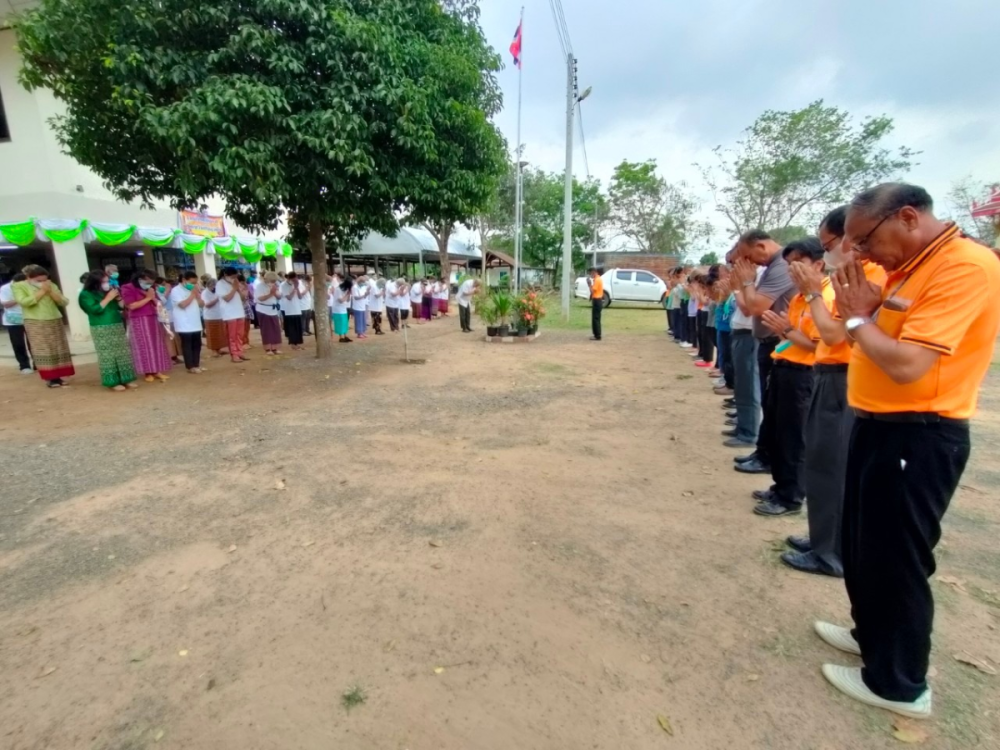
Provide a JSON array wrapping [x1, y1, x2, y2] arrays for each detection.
[[815, 183, 1000, 720], [587, 267, 604, 341], [750, 237, 825, 517], [782, 206, 887, 576]]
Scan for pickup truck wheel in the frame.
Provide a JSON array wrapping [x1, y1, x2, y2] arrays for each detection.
[[602, 292, 611, 308]]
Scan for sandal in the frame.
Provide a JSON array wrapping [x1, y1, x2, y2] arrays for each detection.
[[111, 385, 127, 392], [125, 382, 139, 389], [155, 373, 170, 381], [144, 375, 156, 383], [46, 381, 62, 388]]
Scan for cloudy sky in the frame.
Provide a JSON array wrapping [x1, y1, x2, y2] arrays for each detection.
[[477, 0, 1000, 246]]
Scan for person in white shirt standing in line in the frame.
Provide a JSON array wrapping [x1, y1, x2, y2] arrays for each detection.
[[331, 276, 352, 343], [437, 275, 451, 317], [396, 277, 411, 329], [409, 278, 423, 324], [351, 275, 371, 339], [1, 273, 33, 373], [216, 267, 249, 362], [456, 277, 480, 333], [169, 271, 205, 373], [369, 276, 386, 335], [300, 274, 314, 337], [254, 271, 283, 354], [384, 276, 400, 332], [280, 271, 305, 349]]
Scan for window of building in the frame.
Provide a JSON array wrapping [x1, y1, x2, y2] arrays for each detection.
[[0, 85, 10, 142]]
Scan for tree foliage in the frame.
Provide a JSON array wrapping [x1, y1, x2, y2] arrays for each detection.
[[16, 0, 504, 357], [608, 160, 709, 255], [946, 176, 998, 245], [700, 100, 916, 237], [698, 251, 719, 266], [766, 225, 810, 247]]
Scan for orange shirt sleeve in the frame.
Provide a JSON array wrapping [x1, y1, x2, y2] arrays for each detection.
[[897, 261, 991, 355]]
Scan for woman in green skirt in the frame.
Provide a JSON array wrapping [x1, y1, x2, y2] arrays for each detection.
[[79, 270, 138, 391]]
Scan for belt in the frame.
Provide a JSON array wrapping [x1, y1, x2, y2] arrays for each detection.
[[773, 360, 813, 372], [814, 363, 848, 373], [853, 409, 968, 426], [732, 329, 753, 336]]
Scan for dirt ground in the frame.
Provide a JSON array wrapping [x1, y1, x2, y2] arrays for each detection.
[[1, 306, 998, 750]]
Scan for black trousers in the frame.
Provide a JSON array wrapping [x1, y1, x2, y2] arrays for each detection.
[[178, 331, 202, 370], [459, 304, 472, 331], [845, 417, 970, 702], [591, 299, 602, 339], [687, 313, 698, 345], [302, 309, 314, 335], [804, 365, 852, 574], [697, 311, 712, 361], [284, 314, 303, 345], [387, 307, 400, 331], [719, 330, 734, 388], [371, 311, 383, 334], [754, 337, 779, 464], [7, 324, 32, 370], [760, 361, 814, 507]]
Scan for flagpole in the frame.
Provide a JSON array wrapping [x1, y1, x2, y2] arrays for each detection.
[[514, 8, 524, 294]]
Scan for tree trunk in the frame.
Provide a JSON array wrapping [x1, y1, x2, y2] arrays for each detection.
[[308, 220, 332, 359], [436, 223, 452, 281]]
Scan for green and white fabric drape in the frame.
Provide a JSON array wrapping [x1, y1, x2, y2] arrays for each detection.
[[0, 217, 293, 261]]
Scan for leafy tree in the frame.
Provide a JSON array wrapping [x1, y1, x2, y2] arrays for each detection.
[[946, 176, 998, 245], [17, 0, 504, 358], [608, 160, 709, 255], [698, 251, 719, 265], [700, 100, 916, 237], [766, 225, 810, 247]]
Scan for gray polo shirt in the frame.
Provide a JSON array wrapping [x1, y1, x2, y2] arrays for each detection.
[[752, 251, 797, 340]]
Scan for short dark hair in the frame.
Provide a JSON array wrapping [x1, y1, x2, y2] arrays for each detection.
[[220, 266, 238, 278], [154, 276, 166, 285], [12, 272, 26, 282], [80, 272, 90, 284], [820, 205, 849, 238], [182, 271, 198, 281], [83, 270, 106, 293], [782, 236, 825, 262], [738, 229, 772, 245], [852, 183, 934, 219], [131, 268, 155, 285]]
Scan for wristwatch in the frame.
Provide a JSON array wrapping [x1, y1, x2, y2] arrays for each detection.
[[845, 316, 873, 334], [803, 292, 820, 303], [741, 280, 754, 287]]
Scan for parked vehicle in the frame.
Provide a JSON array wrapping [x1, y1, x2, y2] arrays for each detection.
[[574, 269, 667, 307]]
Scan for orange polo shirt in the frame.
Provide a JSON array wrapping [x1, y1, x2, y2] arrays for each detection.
[[591, 276, 603, 299], [772, 293, 819, 366], [848, 224, 1000, 418], [817, 263, 887, 365]]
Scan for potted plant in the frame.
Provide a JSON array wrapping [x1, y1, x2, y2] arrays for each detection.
[[515, 289, 545, 335], [491, 289, 513, 337], [475, 289, 499, 336]]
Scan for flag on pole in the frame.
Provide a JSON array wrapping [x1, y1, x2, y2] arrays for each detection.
[[509, 22, 522, 68]]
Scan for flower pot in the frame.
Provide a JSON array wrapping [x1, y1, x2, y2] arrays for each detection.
[[486, 326, 499, 337], [528, 325, 537, 335], [517, 328, 528, 338], [498, 324, 510, 337]]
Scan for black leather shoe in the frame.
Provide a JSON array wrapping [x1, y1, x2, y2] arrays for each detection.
[[721, 429, 738, 437], [752, 488, 775, 502], [735, 458, 770, 474], [753, 500, 801, 517], [734, 452, 759, 464], [725, 418, 737, 427], [723, 398, 736, 407], [786, 535, 811, 553], [726, 411, 737, 419], [779, 550, 842, 577]]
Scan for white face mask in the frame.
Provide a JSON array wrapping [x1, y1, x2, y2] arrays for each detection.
[[101, 281, 111, 292]]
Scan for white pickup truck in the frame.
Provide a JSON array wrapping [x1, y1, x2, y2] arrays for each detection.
[[574, 268, 667, 307]]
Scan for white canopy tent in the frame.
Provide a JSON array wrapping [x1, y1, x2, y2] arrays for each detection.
[[351, 226, 481, 262]]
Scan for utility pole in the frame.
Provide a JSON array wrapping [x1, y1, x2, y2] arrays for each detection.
[[561, 53, 576, 320]]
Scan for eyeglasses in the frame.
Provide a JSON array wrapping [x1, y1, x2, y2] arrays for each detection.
[[853, 211, 895, 254]]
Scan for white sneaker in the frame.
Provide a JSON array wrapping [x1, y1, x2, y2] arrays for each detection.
[[680, 342, 693, 348], [814, 621, 862, 655], [21, 368, 33, 375], [713, 377, 726, 387], [821, 664, 932, 719]]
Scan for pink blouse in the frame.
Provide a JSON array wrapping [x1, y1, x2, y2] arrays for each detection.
[[120, 282, 157, 318]]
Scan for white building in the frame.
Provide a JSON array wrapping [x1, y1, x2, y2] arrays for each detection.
[[0, 8, 291, 357]]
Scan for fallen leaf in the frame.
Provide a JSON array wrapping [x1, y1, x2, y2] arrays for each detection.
[[178, 585, 189, 593], [640, 654, 652, 664], [178, 650, 189, 657], [681, 491, 694, 497], [129, 648, 151, 663], [383, 640, 396, 653], [227, 545, 237, 553], [434, 666, 445, 674], [302, 541, 315, 548], [206, 678, 216, 691], [153, 729, 165, 742], [656, 714, 673, 735], [936, 575, 967, 593], [891, 717, 928, 744], [107, 554, 116, 560], [953, 651, 998, 675], [39, 666, 57, 678], [429, 540, 442, 548], [746, 674, 760, 682], [274, 479, 286, 491]]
